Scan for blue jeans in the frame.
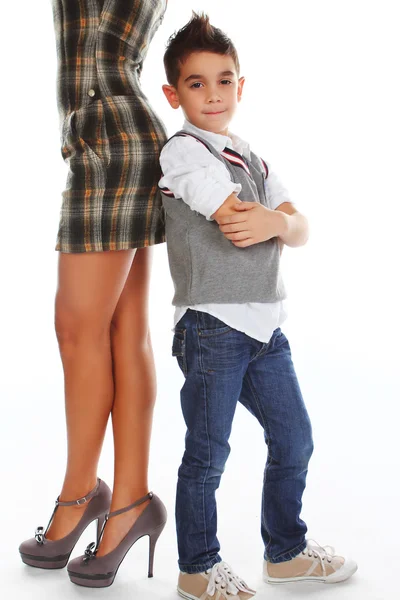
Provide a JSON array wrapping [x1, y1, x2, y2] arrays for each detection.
[[172, 309, 314, 574]]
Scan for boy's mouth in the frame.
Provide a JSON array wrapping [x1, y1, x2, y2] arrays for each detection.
[[204, 109, 226, 116]]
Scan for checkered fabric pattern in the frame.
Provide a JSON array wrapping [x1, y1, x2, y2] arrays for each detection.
[[52, 0, 168, 252]]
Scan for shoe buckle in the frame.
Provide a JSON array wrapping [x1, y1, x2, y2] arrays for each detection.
[[35, 526, 45, 544], [76, 496, 87, 505], [83, 541, 97, 562]]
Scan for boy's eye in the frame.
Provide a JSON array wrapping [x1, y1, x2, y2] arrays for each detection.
[[190, 82, 203, 89], [221, 79, 233, 85]]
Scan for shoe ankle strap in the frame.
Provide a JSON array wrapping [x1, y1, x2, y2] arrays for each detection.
[[107, 491, 153, 519], [56, 478, 101, 507]]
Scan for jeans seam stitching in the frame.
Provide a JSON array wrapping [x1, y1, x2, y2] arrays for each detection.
[[196, 311, 211, 559], [245, 370, 273, 555], [245, 371, 270, 443]]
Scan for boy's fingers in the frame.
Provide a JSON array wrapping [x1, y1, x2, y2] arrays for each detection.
[[232, 237, 254, 247], [219, 222, 248, 233], [224, 231, 252, 241], [217, 214, 249, 225], [233, 202, 256, 211]]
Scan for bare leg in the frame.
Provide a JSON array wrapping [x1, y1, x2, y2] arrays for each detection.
[[96, 247, 156, 556], [46, 249, 136, 540]]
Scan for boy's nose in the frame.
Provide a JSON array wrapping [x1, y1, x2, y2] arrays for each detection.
[[206, 88, 223, 103], [207, 94, 223, 103]]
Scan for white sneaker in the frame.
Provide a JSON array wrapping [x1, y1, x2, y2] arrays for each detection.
[[263, 539, 358, 584], [178, 561, 257, 599]]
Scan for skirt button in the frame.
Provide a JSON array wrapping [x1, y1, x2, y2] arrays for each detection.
[[87, 89, 96, 97]]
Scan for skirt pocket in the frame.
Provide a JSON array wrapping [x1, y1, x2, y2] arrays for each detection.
[[61, 100, 110, 167]]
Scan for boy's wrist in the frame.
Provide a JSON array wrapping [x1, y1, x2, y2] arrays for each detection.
[[211, 193, 241, 222], [274, 210, 290, 240]]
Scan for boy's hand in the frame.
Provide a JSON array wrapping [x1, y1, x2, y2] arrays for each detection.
[[211, 193, 242, 221], [218, 202, 287, 248]]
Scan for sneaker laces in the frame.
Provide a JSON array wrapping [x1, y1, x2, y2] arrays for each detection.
[[205, 562, 256, 597], [301, 540, 335, 576]]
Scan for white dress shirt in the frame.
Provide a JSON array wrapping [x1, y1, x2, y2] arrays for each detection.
[[159, 119, 292, 344]]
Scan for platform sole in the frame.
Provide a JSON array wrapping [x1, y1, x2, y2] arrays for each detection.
[[68, 572, 115, 587], [19, 513, 107, 570], [20, 552, 70, 569], [68, 523, 166, 588]]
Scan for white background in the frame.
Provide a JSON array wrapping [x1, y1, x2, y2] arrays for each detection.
[[1, 1, 399, 599]]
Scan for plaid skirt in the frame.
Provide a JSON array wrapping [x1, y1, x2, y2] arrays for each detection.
[[52, 0, 168, 252]]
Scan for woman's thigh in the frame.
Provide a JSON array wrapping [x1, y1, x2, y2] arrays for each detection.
[[55, 249, 136, 339], [110, 246, 153, 339]]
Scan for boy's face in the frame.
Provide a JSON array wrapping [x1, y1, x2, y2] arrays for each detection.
[[162, 51, 245, 136]]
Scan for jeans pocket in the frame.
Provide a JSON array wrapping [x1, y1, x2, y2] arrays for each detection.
[[172, 328, 187, 376], [197, 312, 233, 337], [271, 328, 291, 355]]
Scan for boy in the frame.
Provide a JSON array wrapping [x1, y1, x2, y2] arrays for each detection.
[[159, 13, 357, 599]]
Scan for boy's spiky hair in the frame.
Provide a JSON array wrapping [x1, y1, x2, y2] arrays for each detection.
[[163, 12, 240, 87]]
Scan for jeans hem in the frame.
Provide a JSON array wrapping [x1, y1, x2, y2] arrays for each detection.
[[179, 555, 222, 574], [264, 540, 307, 564]]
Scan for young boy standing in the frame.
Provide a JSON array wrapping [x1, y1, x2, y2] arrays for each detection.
[[159, 13, 357, 599]]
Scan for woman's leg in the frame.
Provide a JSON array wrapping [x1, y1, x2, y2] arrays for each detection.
[[46, 249, 136, 540], [96, 246, 157, 556]]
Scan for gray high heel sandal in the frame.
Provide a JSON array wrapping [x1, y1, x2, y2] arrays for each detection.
[[19, 478, 111, 569], [67, 491, 167, 587]]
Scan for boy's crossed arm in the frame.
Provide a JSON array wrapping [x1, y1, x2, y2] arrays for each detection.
[[160, 135, 308, 249], [216, 200, 309, 249], [159, 136, 243, 222], [211, 160, 308, 249], [210, 192, 242, 220]]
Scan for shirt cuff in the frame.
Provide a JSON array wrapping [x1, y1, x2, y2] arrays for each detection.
[[199, 181, 242, 221], [270, 196, 293, 210]]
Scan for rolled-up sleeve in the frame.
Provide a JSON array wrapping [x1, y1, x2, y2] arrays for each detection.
[[264, 163, 293, 210], [159, 136, 241, 220]]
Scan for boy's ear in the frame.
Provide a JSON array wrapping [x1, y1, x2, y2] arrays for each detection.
[[237, 76, 245, 102], [162, 84, 180, 109]]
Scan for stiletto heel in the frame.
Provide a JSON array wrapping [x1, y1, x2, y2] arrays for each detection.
[[148, 523, 165, 578], [19, 479, 112, 569], [67, 492, 167, 587], [96, 513, 107, 540]]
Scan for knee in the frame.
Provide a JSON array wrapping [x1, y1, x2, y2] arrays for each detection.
[[296, 437, 314, 467], [306, 436, 314, 459], [299, 421, 314, 464], [178, 446, 230, 483], [269, 433, 314, 471], [291, 432, 314, 467], [110, 320, 151, 353], [178, 461, 226, 485], [54, 299, 110, 352]]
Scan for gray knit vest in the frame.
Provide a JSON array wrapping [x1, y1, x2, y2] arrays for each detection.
[[160, 130, 286, 306]]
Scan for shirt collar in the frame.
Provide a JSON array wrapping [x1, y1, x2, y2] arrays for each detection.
[[182, 119, 252, 161]]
